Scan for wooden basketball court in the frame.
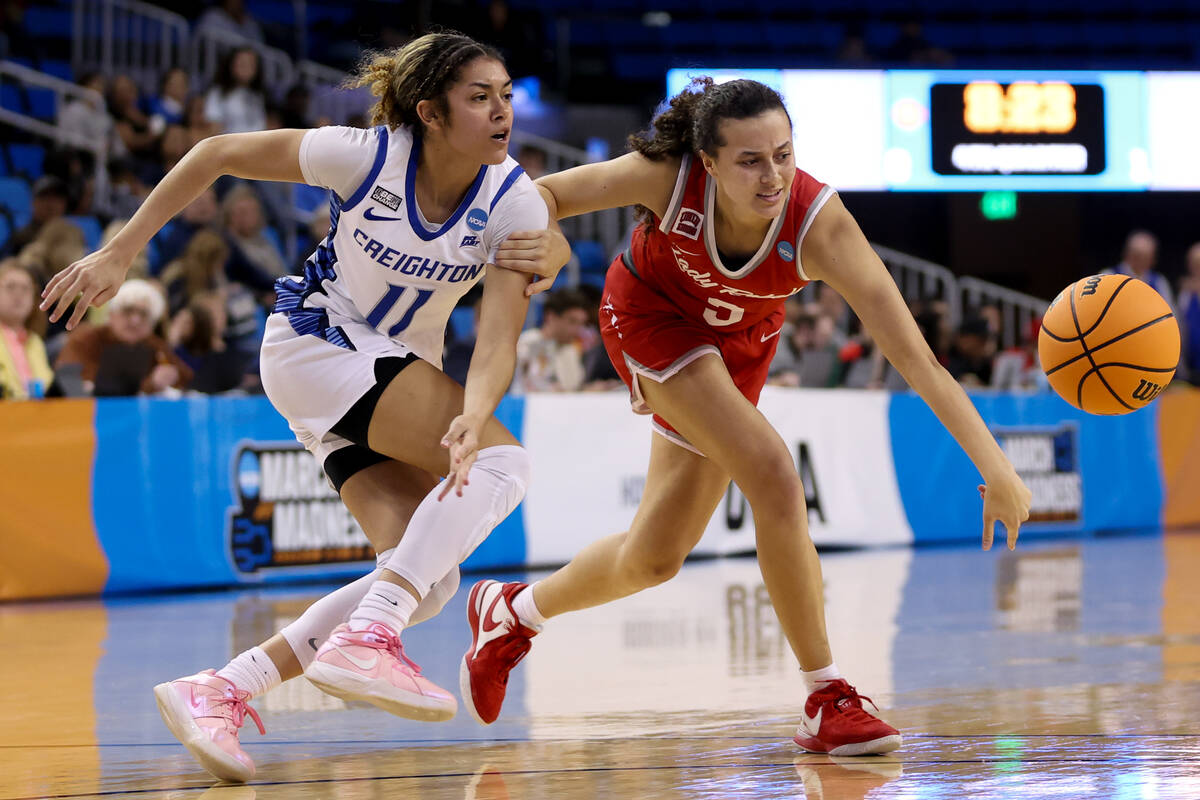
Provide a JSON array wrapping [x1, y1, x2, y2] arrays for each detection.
[[3, 531, 1198, 799]]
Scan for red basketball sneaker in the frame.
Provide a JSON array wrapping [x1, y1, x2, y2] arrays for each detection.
[[460, 580, 538, 725], [792, 679, 902, 756]]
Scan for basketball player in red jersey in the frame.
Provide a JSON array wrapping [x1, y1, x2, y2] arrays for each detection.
[[459, 78, 1033, 754]]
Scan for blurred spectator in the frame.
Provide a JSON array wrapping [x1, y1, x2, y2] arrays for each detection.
[[223, 185, 286, 288], [885, 20, 954, 65], [4, 176, 69, 255], [161, 228, 265, 364], [197, 0, 264, 43], [152, 187, 221, 273], [280, 84, 312, 129], [946, 316, 994, 386], [205, 47, 267, 134], [992, 317, 1048, 392], [511, 289, 589, 393], [109, 158, 152, 218], [148, 67, 190, 135], [814, 282, 852, 339], [160, 125, 193, 173], [442, 298, 480, 386], [183, 94, 221, 148], [913, 298, 952, 365], [1178, 242, 1200, 384], [769, 308, 843, 388], [16, 217, 85, 285], [100, 220, 150, 280], [109, 74, 158, 160], [0, 260, 53, 400], [57, 73, 120, 157], [168, 292, 251, 393], [516, 144, 548, 180], [468, 0, 545, 79], [56, 279, 192, 396], [1104, 229, 1176, 313], [837, 25, 873, 65]]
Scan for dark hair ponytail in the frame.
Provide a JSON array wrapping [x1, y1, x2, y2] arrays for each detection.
[[628, 77, 790, 220], [346, 31, 503, 133]]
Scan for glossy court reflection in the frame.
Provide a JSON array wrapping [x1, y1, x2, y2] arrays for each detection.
[[2, 531, 1198, 799]]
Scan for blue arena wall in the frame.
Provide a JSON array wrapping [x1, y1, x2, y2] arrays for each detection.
[[1, 388, 1195, 600]]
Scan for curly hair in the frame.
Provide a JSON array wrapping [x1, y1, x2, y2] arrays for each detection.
[[629, 78, 790, 221], [345, 31, 504, 133]]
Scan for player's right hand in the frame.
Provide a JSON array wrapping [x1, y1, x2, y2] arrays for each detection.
[[40, 247, 131, 330], [979, 471, 1032, 551]]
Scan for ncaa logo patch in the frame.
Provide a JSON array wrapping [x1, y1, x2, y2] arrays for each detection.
[[466, 208, 489, 232], [776, 241, 795, 262]]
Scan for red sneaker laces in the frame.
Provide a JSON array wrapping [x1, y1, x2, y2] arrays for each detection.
[[826, 684, 879, 716]]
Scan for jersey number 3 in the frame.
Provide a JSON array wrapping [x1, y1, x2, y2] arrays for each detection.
[[366, 283, 434, 336], [703, 297, 745, 327]]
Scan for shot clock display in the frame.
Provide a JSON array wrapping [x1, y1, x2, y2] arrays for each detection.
[[929, 81, 1106, 176], [666, 68, 1200, 191]]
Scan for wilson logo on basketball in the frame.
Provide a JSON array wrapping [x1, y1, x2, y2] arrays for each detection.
[[1079, 275, 1102, 296], [1131, 379, 1164, 402]]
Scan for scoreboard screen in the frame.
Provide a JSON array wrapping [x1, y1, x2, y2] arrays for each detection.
[[666, 68, 1200, 191]]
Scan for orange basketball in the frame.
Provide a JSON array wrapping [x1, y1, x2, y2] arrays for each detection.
[[1038, 274, 1179, 414]]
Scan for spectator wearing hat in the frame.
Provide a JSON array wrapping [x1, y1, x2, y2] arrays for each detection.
[[4, 176, 69, 256], [55, 278, 192, 396]]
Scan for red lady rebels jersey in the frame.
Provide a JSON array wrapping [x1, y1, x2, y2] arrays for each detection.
[[627, 153, 834, 332]]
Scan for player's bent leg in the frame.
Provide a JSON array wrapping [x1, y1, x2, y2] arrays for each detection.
[[156, 459, 438, 781], [461, 435, 730, 725], [638, 353, 901, 756]]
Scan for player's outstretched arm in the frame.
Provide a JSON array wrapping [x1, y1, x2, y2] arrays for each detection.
[[42, 129, 308, 329], [535, 152, 680, 221], [440, 266, 530, 499], [801, 194, 1032, 550]]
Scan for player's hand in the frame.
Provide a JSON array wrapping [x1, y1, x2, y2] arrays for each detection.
[[438, 413, 483, 500], [494, 229, 572, 296], [40, 246, 132, 330], [979, 471, 1032, 551]]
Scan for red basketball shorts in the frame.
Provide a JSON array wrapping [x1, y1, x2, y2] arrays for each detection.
[[598, 257, 784, 455]]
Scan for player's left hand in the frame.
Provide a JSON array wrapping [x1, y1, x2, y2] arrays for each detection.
[[439, 414, 483, 500], [979, 471, 1032, 551], [494, 229, 572, 296]]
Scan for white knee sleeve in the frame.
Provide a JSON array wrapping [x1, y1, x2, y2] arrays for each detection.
[[383, 445, 531, 597]]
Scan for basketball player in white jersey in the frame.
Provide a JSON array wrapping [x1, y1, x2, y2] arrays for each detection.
[[41, 33, 569, 782]]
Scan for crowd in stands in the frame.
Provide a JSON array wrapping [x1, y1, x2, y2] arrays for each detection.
[[2, 1, 1199, 401]]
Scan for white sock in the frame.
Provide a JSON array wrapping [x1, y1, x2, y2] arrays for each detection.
[[410, 566, 460, 626], [348, 579, 419, 632], [216, 646, 281, 699], [801, 662, 842, 693], [379, 445, 531, 597], [512, 582, 546, 629]]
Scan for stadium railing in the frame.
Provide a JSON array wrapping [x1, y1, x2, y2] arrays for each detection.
[[72, 0, 189, 95]]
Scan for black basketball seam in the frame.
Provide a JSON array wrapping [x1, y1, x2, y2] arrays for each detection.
[[1069, 287, 1133, 411], [1041, 276, 1134, 343], [1043, 313, 1176, 377], [1076, 362, 1176, 408]]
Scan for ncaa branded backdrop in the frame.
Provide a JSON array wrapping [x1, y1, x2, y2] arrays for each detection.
[[0, 388, 1185, 600]]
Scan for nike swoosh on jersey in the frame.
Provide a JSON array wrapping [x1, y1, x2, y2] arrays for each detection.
[[363, 206, 404, 222], [332, 643, 379, 671], [761, 327, 783, 343]]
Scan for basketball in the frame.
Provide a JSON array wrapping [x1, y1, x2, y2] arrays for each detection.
[[1038, 275, 1180, 414]]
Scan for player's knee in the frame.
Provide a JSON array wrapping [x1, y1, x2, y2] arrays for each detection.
[[476, 444, 532, 512], [622, 549, 687, 588], [746, 463, 806, 520]]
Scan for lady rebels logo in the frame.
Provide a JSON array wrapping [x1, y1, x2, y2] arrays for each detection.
[[671, 208, 704, 240]]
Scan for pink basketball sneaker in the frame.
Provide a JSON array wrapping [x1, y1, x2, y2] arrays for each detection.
[[304, 622, 456, 721], [460, 580, 538, 725], [153, 670, 265, 783], [792, 679, 902, 756]]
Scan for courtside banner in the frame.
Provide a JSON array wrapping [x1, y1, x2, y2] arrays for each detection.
[[889, 392, 1163, 542], [520, 388, 912, 566]]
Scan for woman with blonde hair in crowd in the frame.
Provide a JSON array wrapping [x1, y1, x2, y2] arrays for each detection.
[[17, 218, 86, 284], [0, 259, 54, 400]]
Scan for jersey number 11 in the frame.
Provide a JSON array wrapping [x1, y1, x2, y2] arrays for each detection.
[[366, 283, 434, 336]]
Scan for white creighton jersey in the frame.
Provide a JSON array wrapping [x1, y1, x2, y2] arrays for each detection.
[[275, 124, 548, 366]]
